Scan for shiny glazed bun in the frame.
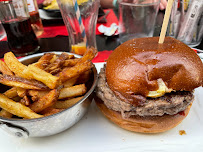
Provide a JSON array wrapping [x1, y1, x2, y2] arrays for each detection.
[[95, 37, 203, 133], [106, 37, 203, 106]]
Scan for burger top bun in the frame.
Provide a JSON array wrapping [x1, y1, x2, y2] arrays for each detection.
[[106, 37, 203, 106]]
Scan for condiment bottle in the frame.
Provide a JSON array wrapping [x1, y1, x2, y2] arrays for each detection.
[[26, 0, 44, 37]]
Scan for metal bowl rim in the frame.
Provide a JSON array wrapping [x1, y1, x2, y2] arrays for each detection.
[[0, 52, 98, 123]]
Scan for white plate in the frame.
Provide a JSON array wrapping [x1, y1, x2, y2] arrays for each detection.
[[0, 62, 203, 152]]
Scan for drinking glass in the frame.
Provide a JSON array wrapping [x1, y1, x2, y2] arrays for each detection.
[[57, 0, 100, 55], [118, 0, 160, 43], [168, 0, 203, 47]]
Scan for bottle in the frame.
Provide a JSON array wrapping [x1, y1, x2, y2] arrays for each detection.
[[0, 0, 39, 56], [27, 0, 44, 37]]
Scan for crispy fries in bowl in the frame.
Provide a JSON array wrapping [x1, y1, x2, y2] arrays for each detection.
[[0, 50, 98, 137]]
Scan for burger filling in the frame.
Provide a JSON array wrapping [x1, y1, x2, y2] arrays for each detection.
[[96, 66, 194, 118]]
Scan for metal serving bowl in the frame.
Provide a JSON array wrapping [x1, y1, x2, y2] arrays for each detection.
[[0, 52, 98, 138]]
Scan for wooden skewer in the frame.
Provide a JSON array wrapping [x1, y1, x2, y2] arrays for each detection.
[[159, 0, 174, 44]]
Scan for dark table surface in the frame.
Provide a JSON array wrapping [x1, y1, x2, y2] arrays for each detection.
[[0, 11, 202, 58]]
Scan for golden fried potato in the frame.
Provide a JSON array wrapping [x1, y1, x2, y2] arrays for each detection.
[[76, 70, 91, 84], [59, 60, 92, 82], [19, 96, 31, 106], [3, 87, 18, 99], [28, 90, 49, 102], [41, 107, 65, 116], [53, 96, 83, 109], [63, 76, 78, 87], [32, 53, 55, 69], [0, 74, 49, 90], [0, 60, 14, 75], [23, 64, 60, 89], [0, 94, 42, 119], [63, 58, 80, 67], [16, 87, 27, 97], [0, 51, 94, 119], [4, 52, 27, 77], [77, 47, 97, 64], [29, 89, 59, 113], [59, 84, 86, 99], [50, 54, 57, 63], [0, 109, 13, 118], [44, 52, 70, 73]]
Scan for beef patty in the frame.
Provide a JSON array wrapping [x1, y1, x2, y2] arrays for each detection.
[[96, 66, 194, 118]]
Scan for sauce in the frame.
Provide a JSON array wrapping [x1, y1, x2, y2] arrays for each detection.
[[178, 111, 185, 116], [179, 130, 186, 135]]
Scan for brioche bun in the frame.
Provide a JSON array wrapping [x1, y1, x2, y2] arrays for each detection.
[[106, 37, 203, 106], [95, 97, 192, 133], [95, 37, 202, 133]]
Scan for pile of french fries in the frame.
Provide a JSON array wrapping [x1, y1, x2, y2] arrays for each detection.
[[0, 48, 97, 119]]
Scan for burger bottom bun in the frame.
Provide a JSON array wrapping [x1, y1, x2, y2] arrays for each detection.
[[95, 97, 192, 133]]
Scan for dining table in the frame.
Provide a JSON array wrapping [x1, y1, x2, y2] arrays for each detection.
[[0, 4, 203, 152], [0, 7, 202, 58]]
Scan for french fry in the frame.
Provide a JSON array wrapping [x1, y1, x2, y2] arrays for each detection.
[[0, 60, 14, 75], [0, 94, 42, 119], [0, 74, 49, 90], [0, 109, 13, 118], [16, 87, 27, 97], [63, 58, 80, 67], [20, 96, 31, 106], [59, 60, 92, 82], [29, 84, 85, 100], [50, 54, 57, 63], [28, 90, 49, 101], [49, 68, 61, 75], [0, 52, 92, 119], [3, 87, 18, 98], [41, 107, 65, 116], [63, 47, 96, 67], [3, 86, 20, 122], [29, 89, 59, 113], [32, 53, 55, 69], [77, 47, 97, 64], [23, 64, 60, 89], [76, 70, 91, 84], [38, 53, 55, 62], [63, 76, 78, 87], [4, 52, 27, 77], [59, 84, 86, 99], [53, 96, 83, 109], [68, 54, 75, 59], [12, 96, 22, 102], [44, 52, 70, 73]]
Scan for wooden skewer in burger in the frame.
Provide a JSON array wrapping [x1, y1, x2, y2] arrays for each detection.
[[95, 0, 203, 133]]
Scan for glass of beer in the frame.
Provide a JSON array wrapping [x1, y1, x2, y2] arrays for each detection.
[[0, 0, 40, 56]]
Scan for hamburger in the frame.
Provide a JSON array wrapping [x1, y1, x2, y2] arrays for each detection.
[[95, 37, 203, 133]]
